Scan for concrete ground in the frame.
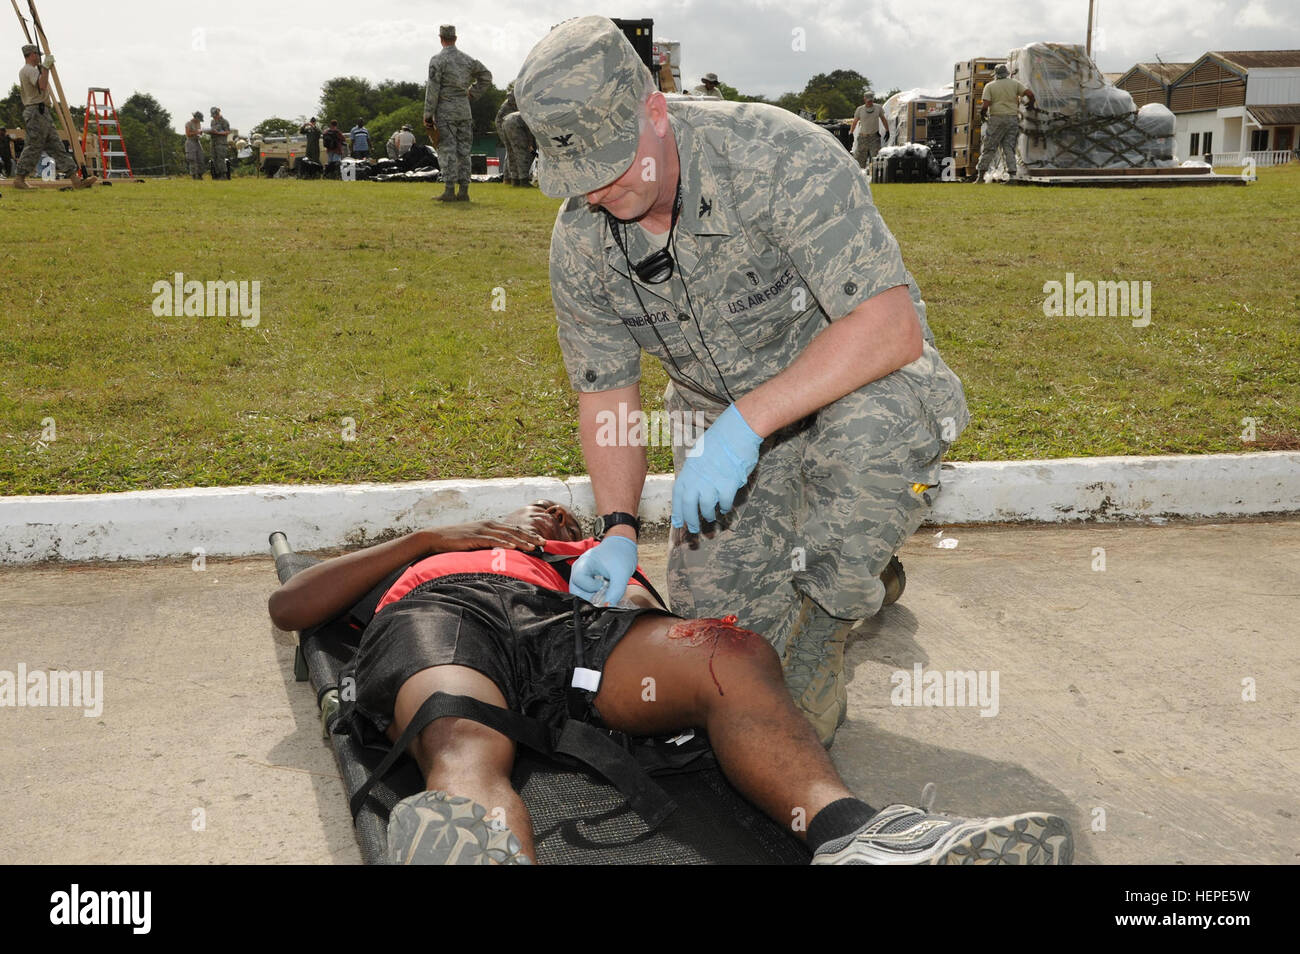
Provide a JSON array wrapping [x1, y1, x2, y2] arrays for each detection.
[[1, 519, 1296, 864]]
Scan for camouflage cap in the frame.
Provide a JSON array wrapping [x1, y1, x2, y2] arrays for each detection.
[[994, 64, 1009, 78], [439, 24, 456, 40], [514, 16, 652, 198], [21, 44, 39, 56], [701, 72, 719, 85]]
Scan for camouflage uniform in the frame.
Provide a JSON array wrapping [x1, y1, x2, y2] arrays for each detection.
[[209, 113, 231, 179], [548, 101, 970, 651], [976, 76, 1027, 177], [494, 92, 535, 183], [184, 117, 205, 179], [852, 102, 885, 168], [14, 62, 76, 179], [425, 43, 491, 185], [976, 117, 1021, 177]]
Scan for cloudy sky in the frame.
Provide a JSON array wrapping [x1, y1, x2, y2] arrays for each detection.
[[13, 0, 1299, 132]]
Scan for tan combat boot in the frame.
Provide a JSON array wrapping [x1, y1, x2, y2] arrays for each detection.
[[780, 596, 855, 748], [880, 554, 906, 607], [13, 175, 32, 189]]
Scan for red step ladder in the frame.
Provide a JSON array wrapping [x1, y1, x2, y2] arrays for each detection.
[[81, 88, 133, 179]]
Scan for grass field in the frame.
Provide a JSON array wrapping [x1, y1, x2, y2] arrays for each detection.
[[2, 164, 1298, 495]]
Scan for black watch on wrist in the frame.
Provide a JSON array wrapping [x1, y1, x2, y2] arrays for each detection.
[[592, 511, 640, 540]]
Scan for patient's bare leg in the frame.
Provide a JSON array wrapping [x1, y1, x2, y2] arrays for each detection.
[[594, 615, 854, 841], [388, 665, 536, 860]]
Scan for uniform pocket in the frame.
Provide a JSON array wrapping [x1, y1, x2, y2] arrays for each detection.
[[716, 264, 808, 352], [897, 342, 970, 451]]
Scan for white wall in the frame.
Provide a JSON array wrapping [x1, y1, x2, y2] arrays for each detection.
[[1175, 109, 1220, 158], [1246, 68, 1300, 105]]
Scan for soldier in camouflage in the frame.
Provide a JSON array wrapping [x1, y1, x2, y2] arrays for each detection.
[[207, 107, 231, 179], [494, 90, 536, 186], [691, 72, 723, 99], [850, 92, 888, 170], [13, 44, 95, 189], [975, 64, 1033, 181], [516, 17, 970, 746], [424, 24, 492, 202], [185, 111, 205, 179]]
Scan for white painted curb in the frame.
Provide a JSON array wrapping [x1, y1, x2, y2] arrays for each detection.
[[1, 452, 1296, 563]]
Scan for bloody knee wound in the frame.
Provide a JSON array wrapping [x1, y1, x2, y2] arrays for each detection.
[[666, 615, 765, 696], [666, 614, 758, 646]]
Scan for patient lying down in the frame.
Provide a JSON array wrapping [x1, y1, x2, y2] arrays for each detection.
[[268, 501, 1072, 866]]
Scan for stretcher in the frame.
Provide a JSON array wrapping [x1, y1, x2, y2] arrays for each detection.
[[270, 532, 811, 865]]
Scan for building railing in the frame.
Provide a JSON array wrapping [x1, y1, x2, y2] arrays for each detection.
[[1210, 149, 1295, 167]]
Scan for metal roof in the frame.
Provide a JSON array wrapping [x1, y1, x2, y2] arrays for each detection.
[[1211, 50, 1300, 70], [1248, 105, 1300, 125], [1136, 62, 1192, 83]]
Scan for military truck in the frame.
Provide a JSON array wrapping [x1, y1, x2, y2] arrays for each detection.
[[256, 134, 346, 176]]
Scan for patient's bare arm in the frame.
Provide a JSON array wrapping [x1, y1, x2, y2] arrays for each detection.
[[621, 587, 665, 610], [268, 521, 544, 632]]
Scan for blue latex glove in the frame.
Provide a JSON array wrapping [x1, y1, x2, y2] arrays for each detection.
[[671, 403, 762, 533], [569, 534, 638, 605]]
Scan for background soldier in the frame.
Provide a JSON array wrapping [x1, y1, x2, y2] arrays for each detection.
[[517, 18, 969, 747], [424, 23, 491, 202], [387, 123, 415, 161], [849, 91, 888, 170], [207, 106, 231, 179], [300, 116, 322, 165], [0, 125, 13, 177], [184, 110, 205, 179], [691, 72, 723, 99], [12, 44, 95, 189], [975, 64, 1035, 181], [494, 89, 535, 186]]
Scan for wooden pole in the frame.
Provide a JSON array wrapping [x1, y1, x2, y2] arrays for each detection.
[[9, 0, 31, 43], [24, 0, 88, 174], [1086, 0, 1096, 57]]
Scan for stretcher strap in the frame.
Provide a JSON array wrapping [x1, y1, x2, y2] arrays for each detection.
[[349, 691, 677, 829]]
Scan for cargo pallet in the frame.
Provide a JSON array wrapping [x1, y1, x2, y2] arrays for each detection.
[[1013, 167, 1248, 187]]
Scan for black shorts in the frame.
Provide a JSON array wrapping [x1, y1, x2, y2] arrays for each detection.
[[345, 573, 673, 741]]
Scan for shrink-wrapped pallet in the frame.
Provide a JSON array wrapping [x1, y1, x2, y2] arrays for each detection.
[[1003, 42, 1170, 172]]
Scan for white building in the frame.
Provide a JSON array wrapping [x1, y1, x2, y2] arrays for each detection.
[[1165, 51, 1300, 166]]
